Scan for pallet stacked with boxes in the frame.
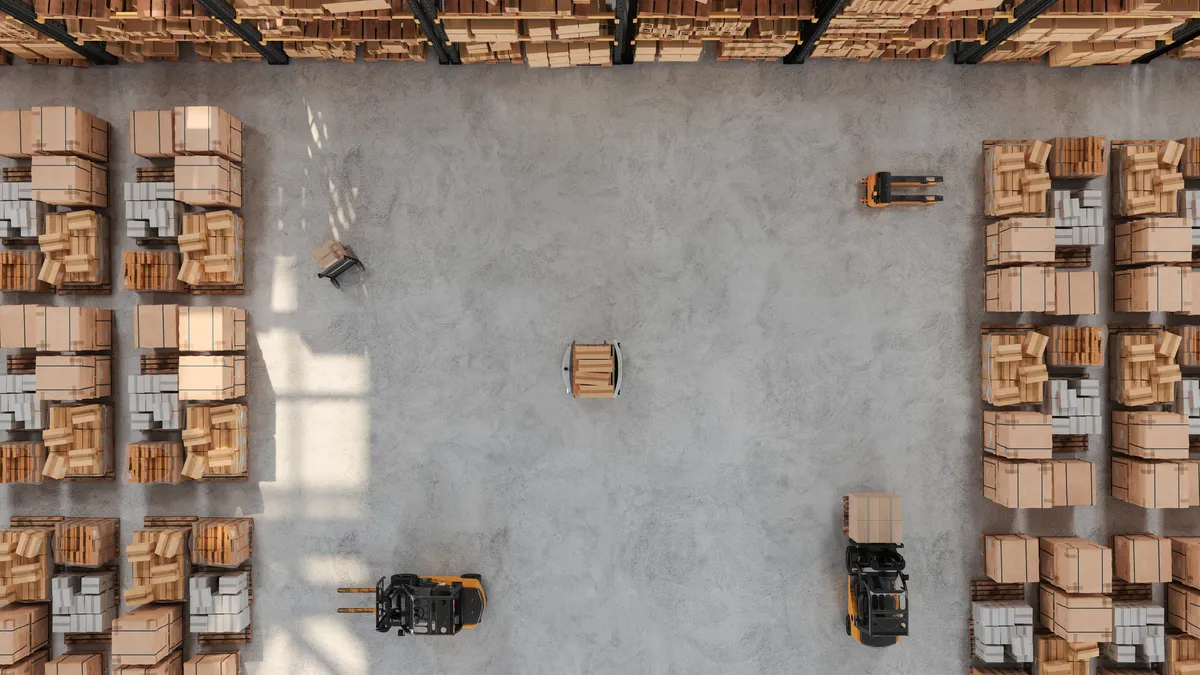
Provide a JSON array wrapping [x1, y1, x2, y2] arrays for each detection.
[[1037, 537, 1113, 674], [634, 0, 811, 63], [0, 517, 54, 675], [188, 518, 253, 643], [971, 543, 1037, 671], [49, 517, 120, 642], [440, 0, 616, 67]]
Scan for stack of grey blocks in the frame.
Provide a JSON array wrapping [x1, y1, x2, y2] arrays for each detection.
[[0, 182, 45, 239], [1176, 380, 1200, 434], [1105, 601, 1165, 664], [1052, 189, 1103, 246], [189, 570, 250, 633], [51, 572, 117, 633], [1047, 379, 1102, 435], [972, 601, 1033, 663], [128, 374, 181, 431], [0, 374, 45, 431], [124, 182, 181, 239], [1185, 190, 1200, 240]]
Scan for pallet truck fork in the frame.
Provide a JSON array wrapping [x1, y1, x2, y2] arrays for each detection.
[[860, 172, 944, 207]]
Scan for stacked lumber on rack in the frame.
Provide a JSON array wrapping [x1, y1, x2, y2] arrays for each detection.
[[634, 40, 703, 60], [571, 344, 615, 398], [984, 140, 1051, 217], [54, 518, 118, 566], [981, 329, 1046, 406], [0, 527, 53, 604], [1111, 330, 1180, 406], [635, 17, 750, 39], [1183, 137, 1200, 179], [459, 42, 525, 63], [715, 41, 793, 59], [1178, 326, 1200, 366], [41, 404, 112, 480], [123, 250, 185, 292], [1046, 326, 1104, 366], [126, 442, 184, 484], [178, 355, 247, 401], [525, 41, 611, 65], [182, 404, 248, 480], [124, 528, 189, 605], [1113, 140, 1185, 217], [37, 210, 108, 289], [1048, 136, 1106, 178], [192, 519, 251, 567], [0, 250, 50, 292], [178, 211, 244, 289], [0, 442, 45, 483]]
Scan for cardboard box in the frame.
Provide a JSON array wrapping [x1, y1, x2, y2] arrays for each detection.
[[35, 356, 111, 401], [45, 652, 103, 675], [985, 266, 1056, 313], [130, 111, 176, 159], [111, 605, 183, 666], [1113, 533, 1172, 583], [1050, 270, 1098, 316], [844, 492, 902, 544], [1112, 456, 1200, 508], [33, 307, 112, 352], [985, 218, 1056, 265], [183, 652, 237, 675], [984, 533, 1038, 583], [112, 649, 182, 675], [982, 457, 1052, 509], [1112, 410, 1190, 459], [0, 605, 48, 665], [0, 111, 34, 158], [173, 107, 243, 163], [135, 305, 180, 350], [982, 410, 1052, 459], [1050, 459, 1095, 507], [0, 650, 47, 675], [178, 355, 246, 401], [0, 305, 39, 350], [1169, 583, 1200, 639], [312, 240, 347, 271], [177, 307, 246, 352], [30, 106, 107, 162], [1114, 265, 1193, 313], [1039, 583, 1113, 643], [1040, 537, 1113, 594], [1173, 537, 1200, 589], [31, 156, 108, 208], [174, 158, 242, 208], [1115, 218, 1194, 264]]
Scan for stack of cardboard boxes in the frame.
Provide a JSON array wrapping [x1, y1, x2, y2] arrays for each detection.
[[843, 493, 902, 543], [1168, 538, 1200, 642], [1039, 538, 1114, 647], [981, 329, 1047, 406], [1111, 330, 1180, 406], [182, 405, 249, 481], [985, 267, 1099, 315], [111, 604, 183, 672], [1115, 265, 1197, 313], [184, 652, 239, 675], [124, 529, 189, 606], [1115, 218, 1193, 265], [1168, 635, 1200, 675], [0, 528, 53, 605], [27, 107, 109, 209], [715, 42, 795, 60], [0, 604, 48, 674], [1113, 140, 1185, 217], [982, 410, 1094, 508], [178, 211, 244, 290], [634, 41, 704, 62], [1111, 409, 1193, 507], [178, 307, 247, 352], [41, 404, 113, 480], [983, 140, 1051, 218], [192, 519, 251, 568], [34, 356, 112, 401]]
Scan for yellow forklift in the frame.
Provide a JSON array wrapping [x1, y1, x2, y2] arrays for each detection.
[[843, 492, 909, 647], [338, 573, 486, 636]]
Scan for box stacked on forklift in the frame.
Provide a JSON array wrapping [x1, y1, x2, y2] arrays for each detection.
[[842, 493, 907, 648]]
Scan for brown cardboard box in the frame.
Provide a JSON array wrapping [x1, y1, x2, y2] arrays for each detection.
[[1114, 265, 1193, 313], [173, 107, 243, 163], [1173, 537, 1200, 589], [30, 106, 107, 162], [1050, 270, 1098, 316], [34, 355, 112, 401], [1050, 459, 1095, 507], [177, 307, 247, 352], [985, 266, 1056, 313], [312, 240, 347, 271], [0, 111, 34, 158], [1169, 583, 1200, 639], [111, 605, 183, 666], [1112, 410, 1190, 459], [130, 111, 176, 159], [0, 650, 47, 675], [1040, 537, 1113, 593], [183, 652, 238, 675], [1114, 218, 1194, 264], [985, 218, 1056, 265], [178, 355, 246, 401], [983, 457, 1052, 508], [112, 649, 182, 675], [982, 410, 1052, 459], [1112, 456, 1200, 508], [844, 492, 902, 544], [1039, 583, 1113, 642], [984, 533, 1038, 583], [0, 305, 39, 350], [1113, 533, 1171, 583], [174, 157, 242, 208], [0, 605, 48, 665], [135, 305, 180, 350], [45, 652, 103, 675], [33, 307, 112, 352], [31, 156, 108, 208]]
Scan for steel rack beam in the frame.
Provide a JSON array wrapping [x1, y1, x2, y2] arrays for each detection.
[[0, 0, 117, 64], [613, 0, 635, 64], [783, 0, 850, 64], [415, 0, 460, 64]]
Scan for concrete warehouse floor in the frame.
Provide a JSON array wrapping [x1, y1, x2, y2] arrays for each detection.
[[1, 57, 1199, 675]]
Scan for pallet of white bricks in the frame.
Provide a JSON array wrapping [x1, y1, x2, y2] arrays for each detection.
[[124, 107, 245, 295], [0, 107, 110, 294], [0, 305, 114, 482]]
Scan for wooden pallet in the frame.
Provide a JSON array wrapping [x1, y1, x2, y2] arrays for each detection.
[[141, 354, 180, 375], [971, 580, 1025, 602], [56, 283, 111, 296], [1053, 435, 1088, 452], [1, 167, 31, 183], [63, 468, 115, 482], [144, 516, 198, 528], [981, 323, 1037, 334], [1054, 245, 1091, 269], [136, 167, 174, 183], [6, 353, 35, 375], [1, 237, 37, 247], [1110, 581, 1153, 602], [190, 285, 245, 296], [10, 515, 64, 527], [64, 632, 111, 645]]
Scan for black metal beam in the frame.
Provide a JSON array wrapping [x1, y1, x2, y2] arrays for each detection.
[[0, 0, 116, 64], [953, 0, 1057, 64], [782, 0, 849, 64], [1133, 18, 1200, 63], [612, 0, 635, 64], [192, 0, 288, 64], [411, 0, 460, 64]]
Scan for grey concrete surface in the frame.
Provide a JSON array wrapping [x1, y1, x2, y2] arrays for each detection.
[[0, 56, 1199, 675]]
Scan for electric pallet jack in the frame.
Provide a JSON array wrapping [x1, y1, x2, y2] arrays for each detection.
[[338, 573, 486, 636], [860, 172, 944, 208]]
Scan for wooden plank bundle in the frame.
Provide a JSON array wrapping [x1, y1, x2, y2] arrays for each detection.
[[0, 442, 45, 483], [1046, 326, 1104, 366], [1178, 325, 1200, 366], [442, 0, 611, 19], [983, 140, 1051, 217], [53, 517, 118, 566], [125, 442, 183, 484], [981, 40, 1056, 62], [122, 250, 185, 292], [1110, 331, 1179, 406], [635, 17, 749, 38], [1113, 140, 1185, 217], [182, 404, 248, 480], [571, 344, 615, 398], [635, 39, 703, 61], [525, 41, 611, 65], [178, 211, 244, 289], [715, 40, 793, 59], [0, 250, 50, 292], [41, 404, 112, 479], [38, 210, 108, 289], [812, 38, 945, 60], [1048, 40, 1157, 65], [1048, 136, 1106, 178], [459, 41, 524, 63], [136, 166, 174, 183], [124, 528, 189, 605], [191, 518, 251, 567], [980, 329, 1046, 406], [1183, 137, 1200, 179], [0, 527, 54, 604]]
